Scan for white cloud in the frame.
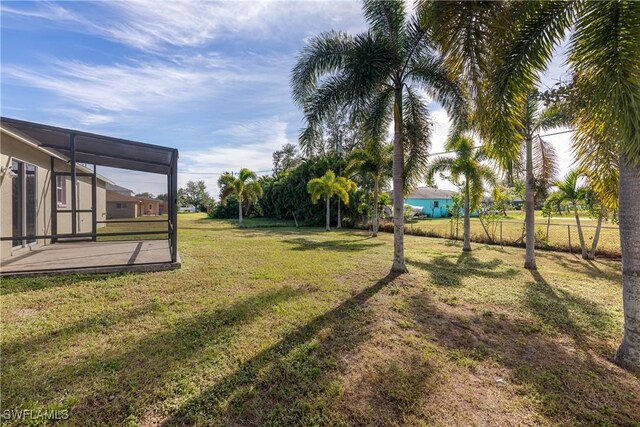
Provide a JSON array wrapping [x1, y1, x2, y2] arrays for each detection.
[[178, 118, 293, 195], [1, 52, 284, 127], [2, 1, 365, 51]]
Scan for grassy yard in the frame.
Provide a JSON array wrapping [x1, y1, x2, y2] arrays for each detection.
[[410, 211, 621, 257], [1, 214, 638, 426]]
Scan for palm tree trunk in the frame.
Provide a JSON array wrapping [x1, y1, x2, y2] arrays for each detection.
[[524, 135, 537, 269], [614, 155, 640, 373], [463, 179, 471, 251], [574, 205, 587, 259], [546, 215, 551, 241], [391, 87, 408, 273], [238, 199, 243, 227], [325, 196, 330, 231], [372, 177, 380, 237], [337, 199, 342, 228], [588, 213, 603, 260]]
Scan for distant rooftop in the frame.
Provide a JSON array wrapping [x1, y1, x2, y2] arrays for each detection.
[[406, 187, 456, 199]]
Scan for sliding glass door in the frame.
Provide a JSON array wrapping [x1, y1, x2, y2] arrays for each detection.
[[11, 160, 37, 248]]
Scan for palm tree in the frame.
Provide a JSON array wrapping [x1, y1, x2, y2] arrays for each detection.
[[307, 170, 356, 231], [427, 135, 495, 251], [554, 170, 588, 259], [218, 168, 264, 227], [347, 139, 393, 236], [291, 0, 465, 273], [473, 1, 640, 372], [510, 92, 565, 269]]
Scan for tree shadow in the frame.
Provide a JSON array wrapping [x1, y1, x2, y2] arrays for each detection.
[[0, 273, 127, 296], [524, 270, 619, 345], [406, 293, 640, 426], [162, 272, 403, 426], [2, 303, 158, 361], [406, 252, 519, 287], [3, 286, 312, 423], [536, 252, 621, 282], [282, 236, 385, 252]]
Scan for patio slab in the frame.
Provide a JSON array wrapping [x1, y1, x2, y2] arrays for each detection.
[[0, 240, 180, 277]]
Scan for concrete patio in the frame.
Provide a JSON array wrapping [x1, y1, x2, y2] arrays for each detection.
[[0, 240, 180, 277]]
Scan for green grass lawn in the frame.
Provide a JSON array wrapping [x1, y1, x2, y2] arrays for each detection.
[[411, 211, 621, 257], [1, 214, 637, 426]]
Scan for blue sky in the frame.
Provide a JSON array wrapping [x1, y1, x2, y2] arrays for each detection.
[[1, 1, 574, 197]]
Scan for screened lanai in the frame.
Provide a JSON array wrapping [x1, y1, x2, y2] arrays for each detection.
[[0, 117, 180, 277]]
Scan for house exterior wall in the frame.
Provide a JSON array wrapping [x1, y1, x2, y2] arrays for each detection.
[[54, 159, 107, 234], [1, 133, 53, 259], [404, 198, 453, 218], [106, 201, 138, 219], [140, 200, 160, 216], [1, 133, 107, 260]]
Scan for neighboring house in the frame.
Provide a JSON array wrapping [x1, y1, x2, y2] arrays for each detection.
[[511, 196, 524, 210], [404, 187, 456, 218], [1, 125, 110, 259], [106, 190, 163, 219], [106, 182, 136, 197]]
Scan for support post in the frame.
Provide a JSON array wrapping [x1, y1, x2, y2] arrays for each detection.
[[70, 133, 77, 236], [50, 157, 58, 244], [170, 152, 178, 263], [91, 164, 97, 242]]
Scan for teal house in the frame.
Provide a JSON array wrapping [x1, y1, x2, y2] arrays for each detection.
[[404, 187, 456, 218]]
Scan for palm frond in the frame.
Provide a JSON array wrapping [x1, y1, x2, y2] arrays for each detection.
[[407, 51, 467, 127], [426, 156, 455, 184], [402, 86, 432, 192], [362, 0, 406, 46], [532, 135, 559, 188], [291, 31, 354, 106], [569, 0, 640, 165]]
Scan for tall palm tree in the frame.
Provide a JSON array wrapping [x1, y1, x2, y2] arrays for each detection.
[[554, 170, 588, 259], [427, 135, 495, 251], [347, 139, 393, 236], [477, 0, 640, 372], [292, 0, 465, 273], [218, 168, 264, 227], [510, 92, 565, 269], [307, 170, 356, 231]]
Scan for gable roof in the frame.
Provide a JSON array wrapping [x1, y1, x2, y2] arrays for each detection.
[[106, 182, 135, 194], [406, 187, 456, 199], [106, 190, 161, 203]]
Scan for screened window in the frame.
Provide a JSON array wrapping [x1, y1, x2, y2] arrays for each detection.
[[56, 175, 67, 207], [116, 203, 128, 209], [433, 201, 439, 208]]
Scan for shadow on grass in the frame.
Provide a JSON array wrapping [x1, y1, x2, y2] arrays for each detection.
[[406, 251, 519, 287], [0, 273, 124, 296], [282, 236, 384, 252], [536, 251, 621, 282], [524, 270, 619, 343], [406, 293, 640, 426], [163, 272, 403, 426], [2, 286, 312, 424]]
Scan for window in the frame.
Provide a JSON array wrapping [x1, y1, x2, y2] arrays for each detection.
[[116, 203, 128, 209], [56, 175, 67, 207], [433, 201, 439, 208]]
